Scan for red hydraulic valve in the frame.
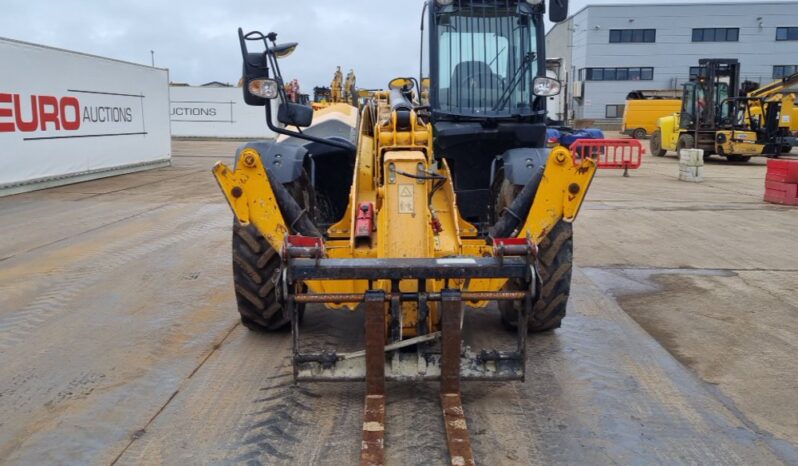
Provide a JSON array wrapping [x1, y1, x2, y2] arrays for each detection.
[[355, 202, 375, 242]]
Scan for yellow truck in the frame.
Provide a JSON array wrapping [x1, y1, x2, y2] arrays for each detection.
[[621, 90, 681, 139]]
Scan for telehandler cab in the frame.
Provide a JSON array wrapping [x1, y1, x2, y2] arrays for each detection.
[[212, 1, 633, 463]]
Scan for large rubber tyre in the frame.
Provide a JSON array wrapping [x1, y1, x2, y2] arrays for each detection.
[[232, 220, 302, 331], [676, 133, 695, 157], [499, 221, 573, 332], [726, 155, 751, 163], [231, 175, 312, 332], [650, 129, 667, 157]]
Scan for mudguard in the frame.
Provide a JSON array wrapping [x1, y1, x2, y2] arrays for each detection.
[[234, 141, 308, 184], [234, 104, 358, 185], [500, 147, 550, 186]]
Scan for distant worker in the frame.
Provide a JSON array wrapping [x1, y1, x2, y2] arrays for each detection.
[[285, 79, 300, 103], [421, 77, 431, 106], [344, 69, 356, 104], [331, 66, 344, 103]]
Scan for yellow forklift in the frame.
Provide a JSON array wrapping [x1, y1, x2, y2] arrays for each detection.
[[651, 58, 797, 162]]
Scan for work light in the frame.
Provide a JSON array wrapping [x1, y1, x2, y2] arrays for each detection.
[[248, 79, 279, 99], [532, 76, 561, 97]]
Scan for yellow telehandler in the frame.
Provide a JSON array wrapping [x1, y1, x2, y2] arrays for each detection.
[[212, 1, 631, 463]]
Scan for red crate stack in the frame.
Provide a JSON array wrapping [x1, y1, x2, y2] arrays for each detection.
[[764, 159, 798, 206]]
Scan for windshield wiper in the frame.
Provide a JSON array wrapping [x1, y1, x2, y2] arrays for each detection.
[[492, 52, 535, 112]]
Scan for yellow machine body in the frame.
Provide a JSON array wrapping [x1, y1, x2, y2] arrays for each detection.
[[214, 92, 596, 337], [657, 113, 770, 157], [715, 130, 766, 156], [655, 114, 680, 152]]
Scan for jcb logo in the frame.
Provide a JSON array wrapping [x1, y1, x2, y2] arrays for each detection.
[[0, 93, 81, 133]]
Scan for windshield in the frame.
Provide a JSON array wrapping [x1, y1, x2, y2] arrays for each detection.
[[683, 81, 730, 126], [433, 4, 539, 117]]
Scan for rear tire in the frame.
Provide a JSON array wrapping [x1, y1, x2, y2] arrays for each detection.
[[650, 129, 667, 157], [632, 128, 647, 140], [727, 155, 751, 163]]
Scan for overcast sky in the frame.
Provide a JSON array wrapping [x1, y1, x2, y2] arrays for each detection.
[[1, 0, 755, 90]]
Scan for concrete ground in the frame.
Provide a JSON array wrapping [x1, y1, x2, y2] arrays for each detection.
[[578, 137, 798, 450], [0, 139, 796, 465]]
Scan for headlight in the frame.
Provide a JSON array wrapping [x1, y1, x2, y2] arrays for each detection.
[[248, 79, 279, 99], [532, 76, 561, 97], [436, 0, 454, 5]]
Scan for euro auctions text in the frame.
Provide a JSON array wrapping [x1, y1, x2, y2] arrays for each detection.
[[0, 92, 135, 133]]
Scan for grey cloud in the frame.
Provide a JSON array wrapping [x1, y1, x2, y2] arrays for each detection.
[[1, 0, 753, 90]]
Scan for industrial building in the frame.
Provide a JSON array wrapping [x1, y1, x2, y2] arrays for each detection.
[[545, 1, 798, 125]]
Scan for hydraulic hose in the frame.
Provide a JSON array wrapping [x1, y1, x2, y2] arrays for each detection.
[[267, 172, 322, 238], [489, 168, 544, 240]]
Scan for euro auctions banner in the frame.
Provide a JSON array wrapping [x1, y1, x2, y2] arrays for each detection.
[[0, 37, 171, 193], [169, 86, 277, 138]]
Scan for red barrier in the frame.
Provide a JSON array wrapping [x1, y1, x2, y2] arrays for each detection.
[[765, 159, 798, 205], [570, 139, 644, 175]]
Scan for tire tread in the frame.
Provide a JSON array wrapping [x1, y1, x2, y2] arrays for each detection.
[[500, 220, 573, 332], [232, 221, 295, 331]]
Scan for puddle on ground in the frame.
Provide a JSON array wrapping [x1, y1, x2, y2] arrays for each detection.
[[582, 266, 737, 297]]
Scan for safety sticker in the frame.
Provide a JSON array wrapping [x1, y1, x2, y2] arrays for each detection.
[[398, 184, 414, 214]]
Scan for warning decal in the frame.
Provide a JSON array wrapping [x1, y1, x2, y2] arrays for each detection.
[[398, 184, 414, 214]]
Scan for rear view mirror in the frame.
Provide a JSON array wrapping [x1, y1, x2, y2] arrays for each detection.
[[242, 53, 269, 106], [278, 102, 313, 128], [549, 0, 569, 23]]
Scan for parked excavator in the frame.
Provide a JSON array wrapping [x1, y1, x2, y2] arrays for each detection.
[[212, 1, 637, 464], [651, 58, 797, 161]]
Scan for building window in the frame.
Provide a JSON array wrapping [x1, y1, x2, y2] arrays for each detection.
[[776, 27, 798, 41], [692, 28, 739, 42], [774, 65, 798, 78], [584, 67, 654, 81], [606, 104, 625, 118], [609, 29, 656, 43]]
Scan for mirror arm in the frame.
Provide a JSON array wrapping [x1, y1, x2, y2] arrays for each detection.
[[264, 45, 290, 105], [264, 103, 356, 152]]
